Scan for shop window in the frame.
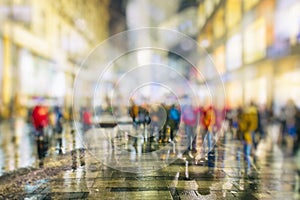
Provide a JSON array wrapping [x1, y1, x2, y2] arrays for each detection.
[[204, 0, 214, 18], [197, 4, 205, 28], [245, 77, 267, 105], [274, 0, 300, 46], [213, 8, 225, 39], [213, 45, 226, 74], [257, 0, 275, 47], [226, 81, 243, 108], [244, 18, 266, 64], [226, 33, 242, 71], [226, 0, 241, 29], [199, 22, 213, 48], [19, 49, 35, 95], [0, 38, 3, 95], [243, 0, 261, 12]]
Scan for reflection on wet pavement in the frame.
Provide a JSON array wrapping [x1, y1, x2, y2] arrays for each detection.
[[0, 123, 300, 199], [0, 119, 77, 175], [0, 119, 36, 174]]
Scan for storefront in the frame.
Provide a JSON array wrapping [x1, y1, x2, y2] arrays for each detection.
[[224, 72, 243, 108], [0, 37, 3, 107], [18, 47, 70, 110], [226, 32, 242, 71], [244, 77, 268, 105], [243, 61, 273, 106], [273, 55, 300, 115]]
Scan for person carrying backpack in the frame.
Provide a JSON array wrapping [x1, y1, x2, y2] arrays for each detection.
[[168, 104, 181, 141]]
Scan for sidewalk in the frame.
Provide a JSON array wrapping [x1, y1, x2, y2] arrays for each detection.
[[0, 128, 300, 199]]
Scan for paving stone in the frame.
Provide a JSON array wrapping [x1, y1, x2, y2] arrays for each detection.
[[1, 129, 300, 199]]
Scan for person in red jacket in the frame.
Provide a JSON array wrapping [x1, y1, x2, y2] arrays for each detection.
[[32, 101, 49, 166], [82, 107, 92, 132], [32, 104, 49, 133]]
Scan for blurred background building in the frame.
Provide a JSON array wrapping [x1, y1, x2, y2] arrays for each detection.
[[0, 0, 299, 119], [196, 0, 300, 116], [0, 0, 111, 119]]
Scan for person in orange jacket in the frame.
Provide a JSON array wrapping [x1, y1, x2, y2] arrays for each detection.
[[201, 105, 216, 152]]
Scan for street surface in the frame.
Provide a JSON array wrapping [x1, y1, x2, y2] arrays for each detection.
[[0, 119, 300, 199]]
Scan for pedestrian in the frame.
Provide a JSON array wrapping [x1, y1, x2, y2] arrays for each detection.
[[161, 103, 171, 142], [182, 100, 198, 156], [31, 99, 49, 167], [54, 106, 64, 154], [82, 107, 92, 132], [238, 103, 258, 170], [129, 99, 139, 128], [149, 104, 164, 142], [48, 108, 56, 134], [278, 107, 286, 146], [249, 102, 259, 150], [258, 104, 268, 140], [293, 108, 300, 155], [284, 99, 297, 154], [138, 105, 150, 128], [168, 104, 181, 141], [200, 105, 215, 152], [235, 106, 244, 141]]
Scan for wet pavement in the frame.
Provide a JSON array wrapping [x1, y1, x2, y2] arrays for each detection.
[[0, 118, 76, 175], [0, 118, 35, 174], [0, 121, 300, 199]]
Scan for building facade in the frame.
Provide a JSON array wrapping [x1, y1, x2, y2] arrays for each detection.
[[196, 0, 300, 114], [0, 0, 110, 118]]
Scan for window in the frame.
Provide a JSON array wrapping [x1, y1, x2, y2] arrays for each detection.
[[226, 0, 241, 29]]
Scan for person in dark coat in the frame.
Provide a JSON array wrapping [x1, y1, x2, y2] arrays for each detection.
[[54, 106, 64, 154], [293, 108, 300, 155]]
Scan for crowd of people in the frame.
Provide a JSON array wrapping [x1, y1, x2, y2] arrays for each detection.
[[30, 102, 96, 163], [27, 96, 300, 168], [128, 97, 300, 167], [128, 99, 181, 143], [30, 101, 65, 166], [224, 99, 300, 171], [127, 98, 222, 156]]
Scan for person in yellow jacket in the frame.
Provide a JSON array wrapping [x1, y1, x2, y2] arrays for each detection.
[[239, 102, 258, 169]]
